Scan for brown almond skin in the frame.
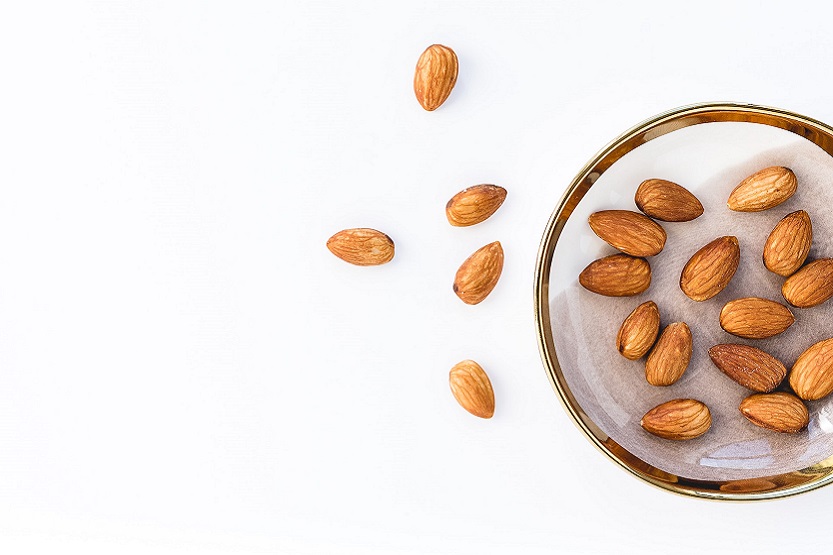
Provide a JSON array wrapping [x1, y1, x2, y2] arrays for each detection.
[[587, 210, 667, 257], [578, 254, 651, 297], [719, 297, 795, 339], [708, 344, 787, 392], [763, 210, 812, 276], [616, 301, 661, 360], [446, 184, 507, 227], [727, 166, 797, 212], [790, 337, 833, 400], [326, 228, 395, 266], [414, 44, 458, 111], [641, 399, 711, 440], [453, 241, 503, 305], [449, 360, 495, 418], [740, 392, 809, 433], [634, 179, 704, 222], [645, 322, 692, 386], [680, 236, 740, 301], [782, 258, 833, 308]]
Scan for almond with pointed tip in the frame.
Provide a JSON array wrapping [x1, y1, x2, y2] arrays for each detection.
[[727, 166, 797, 212], [782, 258, 833, 308], [645, 322, 692, 386], [790, 337, 833, 401], [634, 179, 704, 222], [453, 241, 503, 305], [449, 360, 495, 418], [708, 344, 787, 392], [414, 44, 458, 111], [587, 210, 667, 256], [446, 184, 507, 227], [641, 399, 711, 440], [763, 210, 812, 276], [719, 297, 795, 339], [616, 301, 660, 360], [326, 228, 395, 266], [679, 236, 740, 301], [578, 254, 651, 297], [740, 392, 808, 433]]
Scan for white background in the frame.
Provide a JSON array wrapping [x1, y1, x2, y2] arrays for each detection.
[[1, 1, 832, 553]]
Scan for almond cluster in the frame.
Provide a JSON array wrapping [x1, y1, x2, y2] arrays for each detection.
[[580, 166, 833, 440]]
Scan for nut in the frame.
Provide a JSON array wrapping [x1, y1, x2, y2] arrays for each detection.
[[739, 392, 809, 433], [413, 44, 458, 111], [727, 166, 797, 212], [446, 184, 507, 227], [326, 228, 395, 266], [782, 258, 833, 308], [634, 179, 704, 222], [763, 210, 812, 276], [578, 254, 651, 297], [587, 210, 667, 257], [679, 236, 740, 301], [453, 241, 504, 305], [708, 344, 787, 392], [616, 301, 661, 360], [449, 360, 495, 418], [645, 322, 692, 386], [789, 337, 833, 401], [641, 399, 711, 440], [719, 297, 795, 339]]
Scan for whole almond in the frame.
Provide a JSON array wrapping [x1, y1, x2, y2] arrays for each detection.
[[414, 44, 458, 111], [782, 258, 833, 308], [453, 241, 503, 305], [740, 392, 809, 433], [763, 210, 812, 276], [446, 184, 507, 227], [719, 297, 795, 339], [789, 337, 833, 401], [641, 399, 711, 440], [616, 301, 661, 360], [634, 179, 704, 222], [449, 360, 495, 418], [587, 210, 667, 257], [708, 344, 787, 392], [326, 228, 395, 266], [645, 322, 692, 386], [578, 254, 651, 297], [727, 166, 797, 212], [679, 236, 740, 301]]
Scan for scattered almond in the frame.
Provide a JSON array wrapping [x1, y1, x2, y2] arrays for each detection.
[[413, 44, 458, 111], [446, 184, 507, 227], [578, 254, 651, 297], [616, 301, 661, 360], [719, 297, 795, 339], [641, 399, 711, 440], [449, 360, 495, 418], [587, 210, 667, 257], [326, 228, 395, 266], [763, 210, 812, 276], [708, 344, 787, 392], [727, 166, 797, 212], [679, 236, 740, 301], [789, 337, 833, 401], [740, 392, 809, 433], [453, 241, 504, 305], [645, 322, 692, 386], [782, 258, 833, 308], [634, 179, 704, 222]]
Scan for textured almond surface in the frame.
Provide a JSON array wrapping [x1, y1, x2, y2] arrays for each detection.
[[445, 184, 507, 227], [616, 301, 660, 360], [634, 179, 704, 222], [641, 399, 711, 440], [708, 344, 787, 392], [763, 210, 812, 276], [740, 392, 809, 433], [790, 337, 833, 400], [578, 254, 651, 297], [326, 228, 395, 266], [453, 241, 503, 305], [449, 360, 494, 419], [719, 297, 795, 339], [413, 44, 458, 111], [587, 210, 667, 257], [645, 322, 692, 386], [782, 258, 833, 308], [679, 236, 740, 301], [727, 166, 797, 212]]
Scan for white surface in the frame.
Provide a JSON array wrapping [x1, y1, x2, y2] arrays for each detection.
[[2, 1, 833, 554]]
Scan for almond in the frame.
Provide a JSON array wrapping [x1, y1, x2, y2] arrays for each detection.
[[326, 228, 395, 266], [645, 322, 692, 386], [789, 337, 833, 401], [727, 166, 797, 212], [449, 360, 495, 418], [739, 392, 809, 433], [641, 399, 711, 440], [446, 184, 507, 227], [708, 344, 787, 392], [616, 301, 661, 360], [578, 254, 651, 297], [413, 44, 458, 111], [719, 297, 795, 339], [782, 258, 833, 308], [763, 210, 812, 276], [634, 179, 704, 222], [453, 241, 503, 305], [679, 236, 740, 301], [587, 210, 667, 257]]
